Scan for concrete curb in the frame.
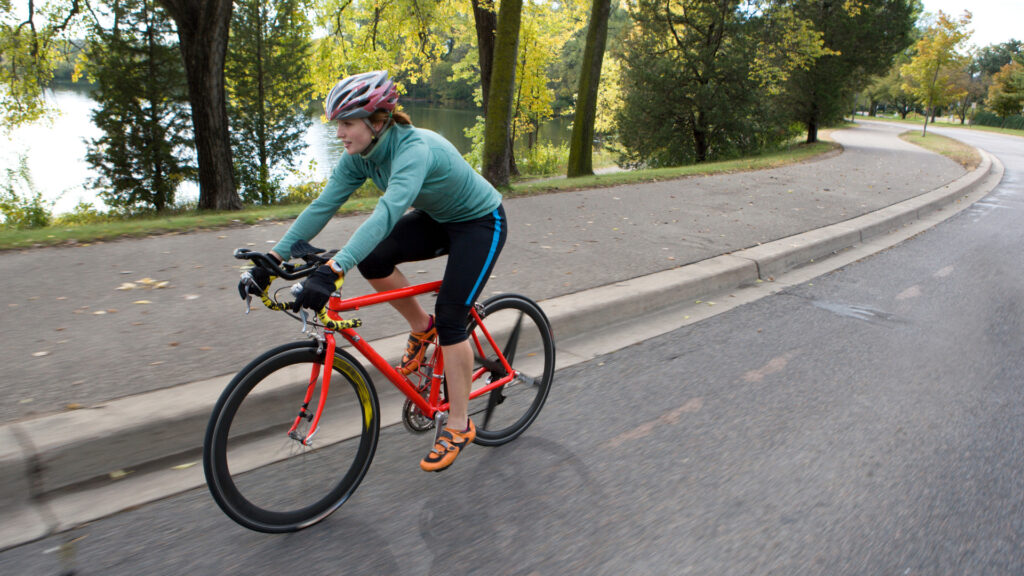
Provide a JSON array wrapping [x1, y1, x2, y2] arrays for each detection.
[[0, 149, 1003, 551]]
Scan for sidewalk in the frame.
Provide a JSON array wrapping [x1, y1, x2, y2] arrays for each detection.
[[0, 121, 1004, 549]]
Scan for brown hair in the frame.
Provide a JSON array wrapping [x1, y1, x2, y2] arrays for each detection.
[[369, 108, 412, 126]]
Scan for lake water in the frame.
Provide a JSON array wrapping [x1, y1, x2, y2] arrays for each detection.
[[1, 86, 570, 215]]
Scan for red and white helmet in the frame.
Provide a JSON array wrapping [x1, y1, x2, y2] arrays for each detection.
[[324, 70, 398, 121]]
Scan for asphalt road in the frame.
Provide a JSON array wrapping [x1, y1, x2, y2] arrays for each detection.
[[1, 126, 1021, 575]]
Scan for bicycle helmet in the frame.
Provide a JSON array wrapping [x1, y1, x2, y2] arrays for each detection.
[[324, 70, 398, 121]]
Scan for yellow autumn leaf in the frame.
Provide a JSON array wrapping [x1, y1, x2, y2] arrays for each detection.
[[133, 300, 152, 305]]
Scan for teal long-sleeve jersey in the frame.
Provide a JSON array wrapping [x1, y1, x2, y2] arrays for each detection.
[[273, 123, 502, 272]]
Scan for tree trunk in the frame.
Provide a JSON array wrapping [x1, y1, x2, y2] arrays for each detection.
[[159, 0, 241, 210], [481, 0, 522, 187], [806, 118, 818, 143], [472, 0, 498, 115], [690, 110, 709, 162], [805, 101, 819, 143], [566, 0, 611, 178]]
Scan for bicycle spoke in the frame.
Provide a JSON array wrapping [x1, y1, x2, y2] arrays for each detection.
[[501, 310, 524, 366], [483, 386, 502, 429]]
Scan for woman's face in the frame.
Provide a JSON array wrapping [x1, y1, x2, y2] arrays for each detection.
[[335, 118, 378, 154]]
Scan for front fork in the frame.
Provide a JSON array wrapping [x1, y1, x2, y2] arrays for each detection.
[[286, 331, 337, 446]]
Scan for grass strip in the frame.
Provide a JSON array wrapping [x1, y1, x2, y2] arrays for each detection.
[[898, 131, 982, 170], [860, 115, 1024, 139]]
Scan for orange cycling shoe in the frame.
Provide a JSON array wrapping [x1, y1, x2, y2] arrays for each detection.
[[399, 315, 436, 375], [420, 419, 476, 472]]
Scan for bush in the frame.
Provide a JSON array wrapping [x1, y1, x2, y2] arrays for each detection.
[[53, 201, 108, 226], [972, 110, 1024, 130], [282, 179, 380, 205], [1, 157, 52, 229], [518, 142, 568, 177]]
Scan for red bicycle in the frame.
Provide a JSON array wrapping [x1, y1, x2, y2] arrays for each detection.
[[203, 242, 555, 533]]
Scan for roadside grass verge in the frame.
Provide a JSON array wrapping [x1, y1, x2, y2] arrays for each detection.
[[508, 140, 838, 196], [860, 115, 1024, 139], [0, 140, 838, 251], [898, 131, 982, 170]]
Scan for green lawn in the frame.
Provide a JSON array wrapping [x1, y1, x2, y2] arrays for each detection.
[[0, 140, 838, 251], [861, 114, 1024, 139], [898, 131, 982, 170]]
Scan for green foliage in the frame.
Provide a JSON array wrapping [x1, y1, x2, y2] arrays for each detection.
[[520, 142, 568, 176], [82, 0, 194, 212], [284, 178, 380, 205], [0, 1, 82, 130], [0, 156, 51, 229], [52, 201, 108, 226], [462, 115, 487, 171], [974, 40, 1023, 77], [783, 0, 918, 140], [309, 0, 467, 100], [227, 0, 314, 205], [987, 62, 1024, 123], [616, 0, 814, 167], [972, 110, 1024, 130], [900, 10, 972, 134]]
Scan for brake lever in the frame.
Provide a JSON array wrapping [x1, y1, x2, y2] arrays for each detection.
[[240, 270, 257, 314]]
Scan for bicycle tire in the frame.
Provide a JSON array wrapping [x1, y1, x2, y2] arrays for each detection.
[[467, 293, 555, 446], [203, 342, 379, 533]]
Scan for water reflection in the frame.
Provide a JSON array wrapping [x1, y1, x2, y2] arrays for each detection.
[[1, 86, 570, 215]]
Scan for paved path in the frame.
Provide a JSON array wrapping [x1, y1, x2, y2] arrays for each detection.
[[0, 122, 964, 423]]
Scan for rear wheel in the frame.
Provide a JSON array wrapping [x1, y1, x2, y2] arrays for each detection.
[[466, 294, 555, 446], [203, 343, 379, 532]]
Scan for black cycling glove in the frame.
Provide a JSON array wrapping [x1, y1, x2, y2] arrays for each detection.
[[238, 266, 275, 299], [293, 265, 344, 312]]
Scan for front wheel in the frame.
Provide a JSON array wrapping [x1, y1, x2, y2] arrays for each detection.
[[203, 343, 379, 533], [466, 294, 555, 446]]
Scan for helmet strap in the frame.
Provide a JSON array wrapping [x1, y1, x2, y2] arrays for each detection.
[[361, 112, 395, 155]]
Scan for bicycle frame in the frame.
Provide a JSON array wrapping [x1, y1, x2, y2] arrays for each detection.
[[297, 279, 517, 445]]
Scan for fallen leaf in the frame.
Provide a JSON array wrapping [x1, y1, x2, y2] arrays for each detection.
[[133, 300, 152, 305], [137, 277, 156, 285], [65, 403, 82, 411], [168, 342, 179, 347], [92, 310, 107, 315], [109, 469, 132, 480], [184, 295, 200, 300], [150, 361, 164, 366], [106, 309, 118, 314], [19, 398, 33, 404], [56, 296, 67, 300], [154, 281, 170, 289], [198, 346, 212, 351], [171, 462, 198, 470], [117, 283, 137, 291]]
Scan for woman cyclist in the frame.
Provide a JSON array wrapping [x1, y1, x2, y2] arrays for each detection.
[[238, 70, 506, 472]]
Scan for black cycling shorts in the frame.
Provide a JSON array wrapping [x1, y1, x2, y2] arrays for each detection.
[[357, 205, 507, 346]]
